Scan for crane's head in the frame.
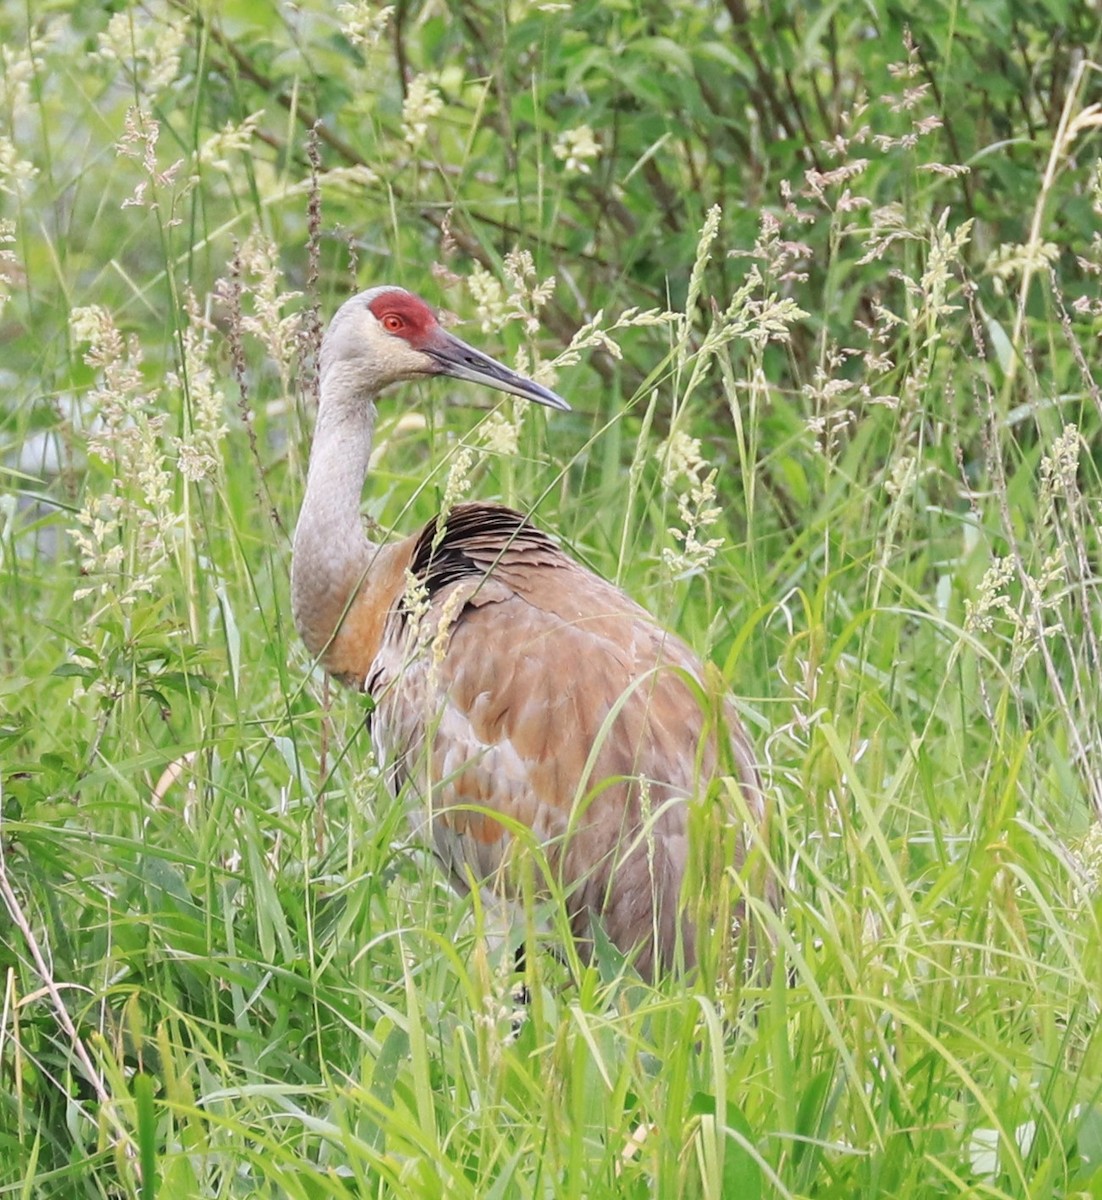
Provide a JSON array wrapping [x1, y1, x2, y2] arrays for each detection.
[[320, 285, 570, 411]]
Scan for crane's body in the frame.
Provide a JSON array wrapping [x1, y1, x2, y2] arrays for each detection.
[[292, 286, 764, 979]]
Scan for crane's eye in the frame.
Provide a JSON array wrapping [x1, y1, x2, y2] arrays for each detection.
[[382, 313, 405, 333]]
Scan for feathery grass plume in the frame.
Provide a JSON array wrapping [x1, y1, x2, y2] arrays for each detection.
[[428, 586, 468, 693], [658, 431, 724, 578], [970, 246, 1102, 817], [211, 235, 298, 534], [477, 410, 521, 457], [804, 352, 860, 455], [964, 556, 1018, 636], [68, 304, 178, 613], [787, 31, 970, 466], [197, 110, 265, 174], [114, 106, 185, 214], [217, 231, 304, 398], [704, 266, 807, 354], [428, 439, 473, 570], [855, 201, 922, 266], [337, 0, 394, 48], [0, 20, 57, 113], [763, 615, 828, 782], [399, 567, 432, 662], [462, 256, 560, 468], [92, 5, 185, 95], [750, 209, 812, 284], [551, 306, 678, 375], [169, 290, 228, 485], [985, 239, 1061, 290], [502, 250, 556, 334], [661, 206, 805, 581], [915, 210, 974, 338], [402, 74, 444, 149], [969, 550, 1068, 676], [1038, 423, 1081, 524], [807, 203, 969, 455], [0, 218, 16, 316], [966, 422, 1084, 674], [438, 444, 473, 525], [672, 209, 807, 450], [679, 204, 722, 357], [467, 263, 511, 333], [467, 253, 556, 338], [0, 136, 36, 195], [1036, 413, 1102, 693]]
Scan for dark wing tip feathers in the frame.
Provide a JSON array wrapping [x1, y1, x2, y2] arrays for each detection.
[[409, 502, 558, 600]]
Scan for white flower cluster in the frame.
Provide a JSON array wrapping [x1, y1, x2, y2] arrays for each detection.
[[553, 125, 601, 175]]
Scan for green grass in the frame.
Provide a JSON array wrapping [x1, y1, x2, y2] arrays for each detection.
[[2, 3, 1101, 1197]]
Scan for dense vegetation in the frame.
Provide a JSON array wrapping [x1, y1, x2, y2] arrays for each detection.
[[1, 1, 1100, 1195]]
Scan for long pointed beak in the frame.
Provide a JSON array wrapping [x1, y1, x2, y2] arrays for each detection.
[[424, 329, 571, 411]]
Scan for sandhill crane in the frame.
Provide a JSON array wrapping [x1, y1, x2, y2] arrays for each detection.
[[292, 285, 765, 980]]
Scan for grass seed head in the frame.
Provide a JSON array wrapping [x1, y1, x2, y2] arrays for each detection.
[[337, 1, 394, 49], [94, 8, 185, 94], [402, 75, 444, 149]]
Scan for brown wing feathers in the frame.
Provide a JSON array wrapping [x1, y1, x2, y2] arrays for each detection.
[[360, 500, 762, 976]]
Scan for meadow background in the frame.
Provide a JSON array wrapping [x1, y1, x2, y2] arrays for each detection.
[[2, 1, 1101, 1196]]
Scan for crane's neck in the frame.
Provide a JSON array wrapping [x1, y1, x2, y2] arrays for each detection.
[[291, 387, 378, 670]]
